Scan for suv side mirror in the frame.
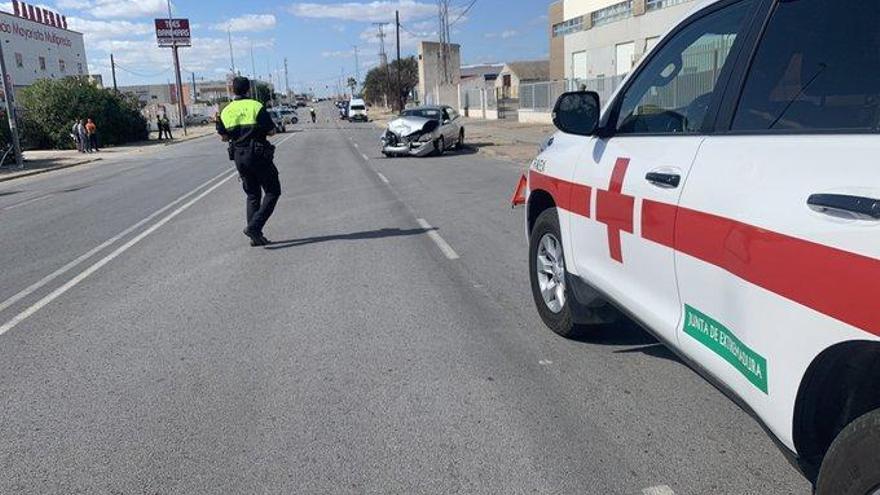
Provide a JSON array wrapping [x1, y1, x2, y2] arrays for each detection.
[[552, 91, 601, 136]]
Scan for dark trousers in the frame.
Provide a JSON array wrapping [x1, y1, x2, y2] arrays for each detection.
[[235, 155, 281, 235], [89, 134, 99, 151]]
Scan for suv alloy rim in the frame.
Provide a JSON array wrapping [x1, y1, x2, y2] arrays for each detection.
[[869, 485, 880, 495], [536, 233, 566, 313]]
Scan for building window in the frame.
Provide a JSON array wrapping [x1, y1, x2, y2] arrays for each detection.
[[14, 53, 22, 68], [552, 16, 584, 37], [59, 59, 66, 73], [38, 57, 46, 71], [592, 1, 633, 27], [646, 0, 691, 12]]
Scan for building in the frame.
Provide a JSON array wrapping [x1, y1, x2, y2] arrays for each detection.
[[549, 0, 698, 85], [495, 60, 550, 99], [458, 63, 503, 118], [417, 41, 461, 106], [0, 1, 87, 91]]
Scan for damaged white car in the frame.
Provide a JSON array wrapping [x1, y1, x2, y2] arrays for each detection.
[[381, 106, 465, 157]]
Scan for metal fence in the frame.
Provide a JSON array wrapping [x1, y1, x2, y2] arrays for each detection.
[[519, 80, 567, 112]]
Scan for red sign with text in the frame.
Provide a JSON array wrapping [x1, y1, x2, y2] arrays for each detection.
[[155, 18, 191, 47]]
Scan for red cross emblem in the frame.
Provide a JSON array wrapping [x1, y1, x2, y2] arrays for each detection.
[[596, 158, 635, 263]]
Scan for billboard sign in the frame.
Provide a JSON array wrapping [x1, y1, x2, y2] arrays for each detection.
[[155, 18, 191, 47]]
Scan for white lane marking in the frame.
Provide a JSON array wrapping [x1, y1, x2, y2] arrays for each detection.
[[0, 172, 237, 336], [642, 486, 675, 495], [274, 133, 296, 147], [416, 218, 460, 260], [376, 172, 390, 184], [361, 153, 370, 161], [353, 142, 360, 148], [538, 360, 553, 366], [0, 169, 233, 317]]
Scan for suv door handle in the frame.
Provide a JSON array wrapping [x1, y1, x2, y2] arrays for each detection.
[[808, 193, 880, 220], [645, 172, 681, 188]]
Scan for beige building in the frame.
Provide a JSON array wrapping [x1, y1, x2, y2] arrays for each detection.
[[417, 41, 461, 106], [549, 0, 698, 84], [495, 61, 550, 99]]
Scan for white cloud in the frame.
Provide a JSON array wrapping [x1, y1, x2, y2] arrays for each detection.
[[485, 29, 519, 40], [67, 17, 153, 41], [321, 49, 353, 58], [288, 0, 436, 23], [212, 14, 276, 33], [56, 0, 168, 19]]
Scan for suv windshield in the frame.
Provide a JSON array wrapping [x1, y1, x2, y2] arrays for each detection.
[[401, 108, 443, 120]]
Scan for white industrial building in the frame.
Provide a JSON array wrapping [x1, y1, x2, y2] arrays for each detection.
[[549, 0, 697, 84], [0, 2, 87, 92]]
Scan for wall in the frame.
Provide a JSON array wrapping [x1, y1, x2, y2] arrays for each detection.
[[518, 110, 553, 124], [564, 0, 629, 21], [418, 41, 461, 106], [0, 10, 87, 90], [549, 1, 565, 80]]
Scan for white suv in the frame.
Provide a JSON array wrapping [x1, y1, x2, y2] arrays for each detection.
[[522, 0, 880, 493]]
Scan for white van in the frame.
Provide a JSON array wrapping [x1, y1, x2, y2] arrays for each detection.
[[348, 98, 368, 122]]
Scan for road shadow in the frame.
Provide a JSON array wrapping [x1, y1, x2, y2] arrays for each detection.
[[265, 227, 433, 250]]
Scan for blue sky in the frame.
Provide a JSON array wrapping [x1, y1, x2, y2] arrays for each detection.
[[31, 0, 549, 95]]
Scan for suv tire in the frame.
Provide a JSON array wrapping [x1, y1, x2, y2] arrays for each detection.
[[529, 208, 585, 338], [816, 408, 880, 495]]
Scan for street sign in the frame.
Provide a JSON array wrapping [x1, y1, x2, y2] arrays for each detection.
[[155, 18, 191, 47]]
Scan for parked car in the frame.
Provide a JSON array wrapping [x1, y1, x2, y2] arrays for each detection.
[[380, 106, 464, 157], [517, 1, 880, 493], [184, 114, 211, 125], [267, 110, 287, 133]]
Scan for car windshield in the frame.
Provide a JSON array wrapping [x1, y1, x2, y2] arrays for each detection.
[[351, 105, 366, 111], [401, 108, 442, 120]]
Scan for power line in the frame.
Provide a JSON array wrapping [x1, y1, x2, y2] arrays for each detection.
[[450, 0, 478, 27], [113, 63, 172, 79]]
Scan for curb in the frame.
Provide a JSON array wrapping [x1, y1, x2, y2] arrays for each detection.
[[0, 157, 103, 183]]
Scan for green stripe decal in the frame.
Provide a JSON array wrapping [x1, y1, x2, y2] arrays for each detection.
[[684, 305, 768, 394]]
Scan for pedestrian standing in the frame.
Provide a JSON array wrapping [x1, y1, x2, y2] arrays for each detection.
[[217, 76, 281, 247], [78, 119, 91, 153], [86, 118, 99, 152], [71, 119, 83, 152], [309, 106, 317, 124], [162, 115, 174, 140], [156, 115, 164, 140]]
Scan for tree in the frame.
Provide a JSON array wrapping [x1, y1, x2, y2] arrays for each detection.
[[17, 77, 147, 149], [362, 57, 418, 111], [254, 82, 273, 105], [347, 77, 358, 94]]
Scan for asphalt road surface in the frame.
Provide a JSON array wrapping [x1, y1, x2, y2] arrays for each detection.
[[0, 105, 812, 494]]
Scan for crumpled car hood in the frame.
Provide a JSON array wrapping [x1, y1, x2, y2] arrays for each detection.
[[386, 116, 436, 138]]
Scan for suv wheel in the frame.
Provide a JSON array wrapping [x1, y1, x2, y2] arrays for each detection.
[[816, 409, 880, 495], [529, 208, 580, 338]]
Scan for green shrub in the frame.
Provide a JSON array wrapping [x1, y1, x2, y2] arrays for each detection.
[[17, 77, 148, 149]]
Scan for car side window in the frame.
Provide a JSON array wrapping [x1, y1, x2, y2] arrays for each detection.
[[442, 109, 451, 122], [615, 0, 755, 135], [731, 0, 880, 132]]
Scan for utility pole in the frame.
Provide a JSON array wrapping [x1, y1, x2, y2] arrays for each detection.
[[191, 72, 197, 103], [0, 37, 23, 169], [249, 42, 257, 99], [167, 0, 186, 136], [396, 10, 403, 111], [353, 45, 360, 92], [284, 57, 290, 99], [227, 27, 236, 75], [373, 22, 388, 67], [110, 53, 118, 91]]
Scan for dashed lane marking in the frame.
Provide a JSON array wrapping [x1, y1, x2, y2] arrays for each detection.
[[361, 153, 370, 161], [642, 486, 675, 495], [416, 218, 460, 260], [376, 172, 390, 184], [0, 171, 238, 336]]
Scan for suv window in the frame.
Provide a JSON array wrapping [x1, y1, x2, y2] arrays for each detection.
[[615, 0, 755, 135], [732, 0, 880, 132]]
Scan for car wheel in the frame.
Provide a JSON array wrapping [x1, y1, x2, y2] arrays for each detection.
[[434, 136, 445, 156], [816, 409, 880, 495], [455, 128, 465, 150], [529, 208, 591, 338]]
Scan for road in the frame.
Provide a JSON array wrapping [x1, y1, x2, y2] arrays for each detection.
[[0, 105, 812, 494]]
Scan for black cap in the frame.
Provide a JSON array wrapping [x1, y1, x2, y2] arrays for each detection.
[[232, 76, 251, 97]]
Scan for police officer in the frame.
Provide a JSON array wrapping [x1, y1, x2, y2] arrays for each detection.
[[217, 77, 281, 247]]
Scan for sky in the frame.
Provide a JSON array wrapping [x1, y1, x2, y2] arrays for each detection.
[[12, 0, 551, 95]]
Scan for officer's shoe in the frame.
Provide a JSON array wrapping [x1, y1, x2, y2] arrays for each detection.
[[243, 228, 268, 247]]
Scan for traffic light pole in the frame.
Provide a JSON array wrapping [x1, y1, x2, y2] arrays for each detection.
[[0, 37, 24, 169]]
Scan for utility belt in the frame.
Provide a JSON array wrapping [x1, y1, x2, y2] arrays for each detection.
[[228, 139, 275, 163]]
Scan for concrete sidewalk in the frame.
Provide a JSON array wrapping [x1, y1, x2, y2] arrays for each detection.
[[0, 124, 216, 182]]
